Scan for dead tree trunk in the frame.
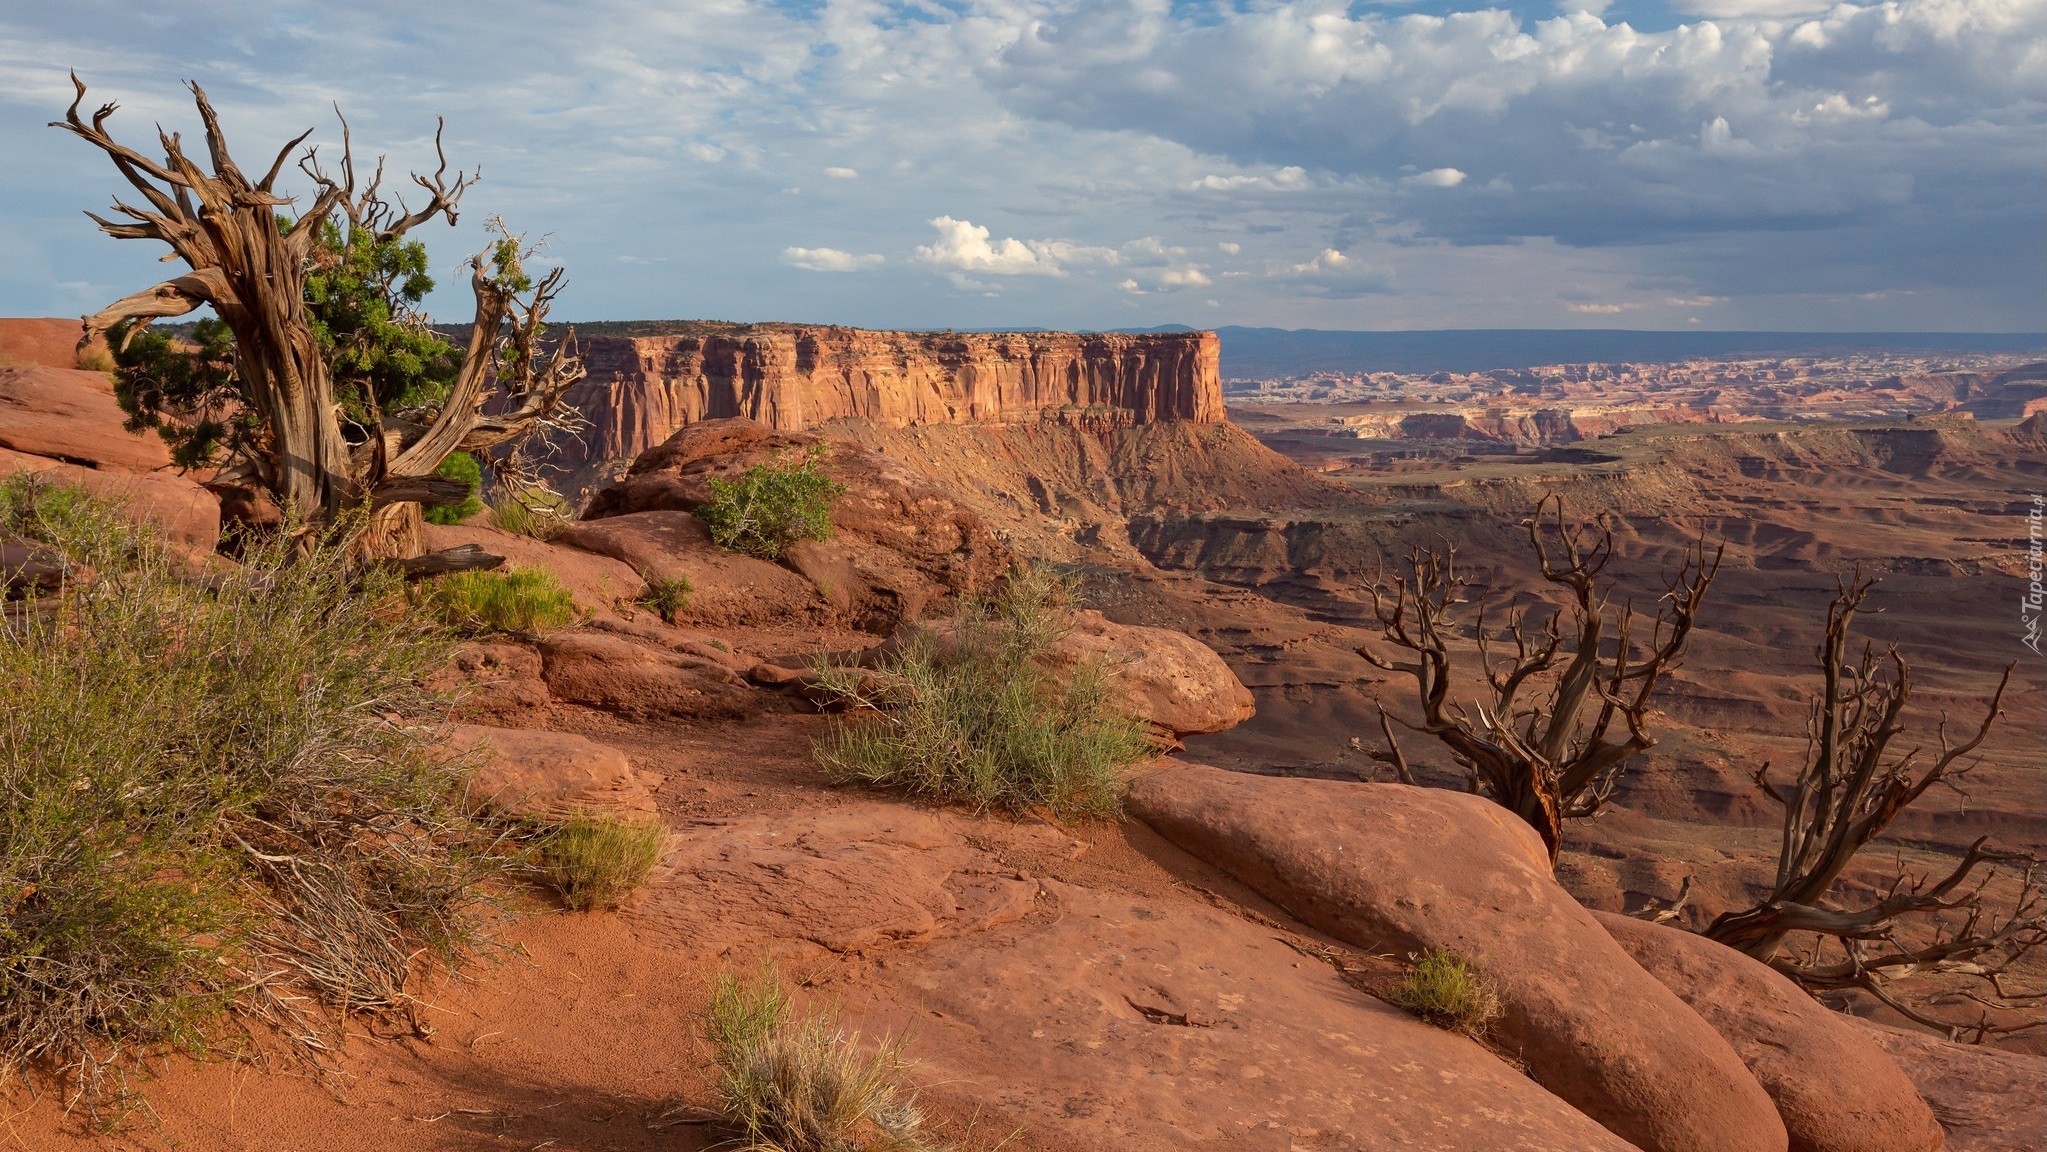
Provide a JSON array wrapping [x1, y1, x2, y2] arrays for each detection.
[[54, 75, 585, 556], [1359, 496, 1721, 863]]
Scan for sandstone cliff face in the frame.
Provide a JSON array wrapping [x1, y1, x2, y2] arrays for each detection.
[[558, 326, 1222, 485]]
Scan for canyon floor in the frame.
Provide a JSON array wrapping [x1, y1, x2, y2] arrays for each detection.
[[3, 317, 2044, 1150]]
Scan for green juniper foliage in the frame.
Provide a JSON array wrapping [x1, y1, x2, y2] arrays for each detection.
[[426, 450, 485, 525], [112, 221, 461, 477], [697, 446, 848, 560]]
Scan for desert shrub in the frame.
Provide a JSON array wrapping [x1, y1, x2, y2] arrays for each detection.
[[419, 565, 576, 635], [0, 476, 498, 1104], [811, 566, 1149, 821], [640, 575, 695, 624], [489, 486, 574, 540], [424, 450, 484, 525], [707, 965, 938, 1152], [75, 345, 116, 373], [697, 446, 847, 560], [1387, 948, 1502, 1038], [535, 814, 665, 912]]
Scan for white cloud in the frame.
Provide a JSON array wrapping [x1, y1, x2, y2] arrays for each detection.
[[782, 246, 885, 273], [1278, 249, 1396, 297], [1406, 167, 1467, 188], [824, 166, 859, 179], [916, 217, 1064, 276]]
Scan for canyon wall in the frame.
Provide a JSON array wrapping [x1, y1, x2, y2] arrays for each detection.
[[555, 326, 1222, 486]]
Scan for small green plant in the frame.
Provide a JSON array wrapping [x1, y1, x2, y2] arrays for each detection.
[[419, 565, 576, 635], [490, 486, 574, 540], [811, 566, 1149, 821], [697, 446, 847, 560], [640, 575, 695, 624], [707, 964, 938, 1152], [424, 450, 484, 525], [1387, 948, 1502, 1038], [536, 814, 665, 912]]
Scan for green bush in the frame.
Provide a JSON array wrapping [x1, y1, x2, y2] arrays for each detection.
[[697, 446, 847, 560], [489, 485, 574, 540], [424, 450, 484, 525], [707, 965, 937, 1152], [1387, 948, 1502, 1038], [536, 814, 664, 912], [419, 565, 576, 635], [811, 566, 1149, 821], [639, 575, 695, 624], [0, 475, 496, 1104]]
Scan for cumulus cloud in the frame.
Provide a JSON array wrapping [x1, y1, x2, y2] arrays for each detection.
[[1278, 249, 1396, 297], [823, 166, 859, 179], [917, 216, 1068, 276], [782, 246, 885, 272], [986, 0, 2046, 249]]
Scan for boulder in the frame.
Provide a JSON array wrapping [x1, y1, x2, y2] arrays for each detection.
[[583, 419, 1011, 629], [0, 364, 171, 473], [553, 510, 821, 628], [1597, 912, 1943, 1152], [537, 629, 762, 720], [444, 723, 658, 821], [1126, 763, 1787, 1152], [1844, 1017, 2043, 1152], [1050, 609, 1253, 736], [430, 641, 555, 723]]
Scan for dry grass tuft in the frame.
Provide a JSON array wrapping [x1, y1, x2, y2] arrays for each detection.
[[0, 475, 504, 1112], [810, 566, 1148, 821], [536, 814, 664, 911], [708, 965, 941, 1152], [1387, 948, 1503, 1038]]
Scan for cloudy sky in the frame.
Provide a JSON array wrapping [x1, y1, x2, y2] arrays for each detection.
[[1, 0, 2039, 331]]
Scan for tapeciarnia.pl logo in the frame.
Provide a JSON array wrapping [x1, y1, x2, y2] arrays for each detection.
[[2025, 493, 2044, 655]]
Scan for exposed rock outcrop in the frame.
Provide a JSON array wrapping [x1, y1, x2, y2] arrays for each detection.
[[583, 419, 1011, 628], [1126, 763, 1788, 1152], [1597, 911, 1943, 1152], [1845, 1017, 2045, 1152], [446, 724, 658, 821], [559, 325, 1222, 485]]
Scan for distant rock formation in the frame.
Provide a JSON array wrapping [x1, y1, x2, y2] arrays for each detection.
[[550, 325, 1222, 493]]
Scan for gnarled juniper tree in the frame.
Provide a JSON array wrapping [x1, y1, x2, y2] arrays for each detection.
[[56, 74, 584, 557]]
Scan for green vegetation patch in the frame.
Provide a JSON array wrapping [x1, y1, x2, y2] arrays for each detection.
[[424, 450, 485, 525], [419, 565, 576, 635], [639, 575, 694, 624], [811, 566, 1149, 821], [697, 446, 847, 560], [0, 476, 498, 1105]]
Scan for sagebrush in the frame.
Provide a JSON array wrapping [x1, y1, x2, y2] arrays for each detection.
[[697, 446, 847, 560], [1387, 948, 1502, 1038], [0, 476, 500, 1106], [419, 565, 577, 635], [811, 566, 1149, 820], [537, 814, 664, 912], [707, 964, 938, 1152]]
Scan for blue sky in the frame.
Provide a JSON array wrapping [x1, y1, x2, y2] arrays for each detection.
[[1, 0, 2040, 331]]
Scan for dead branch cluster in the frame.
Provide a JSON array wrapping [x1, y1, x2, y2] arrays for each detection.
[[1359, 495, 1721, 862], [1698, 574, 2040, 1041]]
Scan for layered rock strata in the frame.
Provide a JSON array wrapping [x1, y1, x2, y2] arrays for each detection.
[[557, 326, 1222, 485]]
